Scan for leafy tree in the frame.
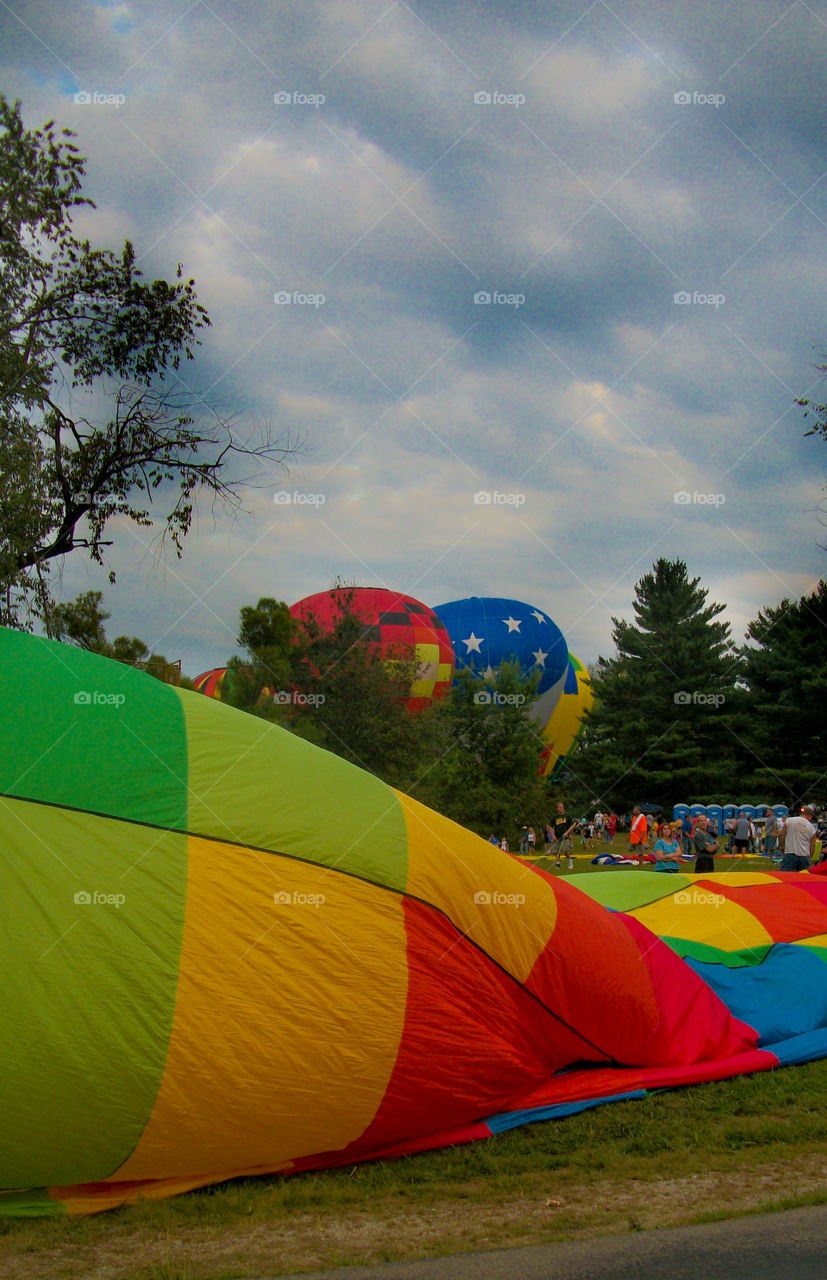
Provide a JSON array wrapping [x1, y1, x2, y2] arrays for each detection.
[[290, 587, 429, 787], [737, 582, 827, 805], [0, 94, 295, 627], [51, 589, 186, 684], [221, 596, 299, 720], [573, 558, 742, 809], [227, 587, 432, 787], [414, 662, 550, 838]]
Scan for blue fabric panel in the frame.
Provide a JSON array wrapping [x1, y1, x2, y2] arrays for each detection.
[[770, 1028, 827, 1066], [687, 945, 827, 1047], [486, 1091, 647, 1133]]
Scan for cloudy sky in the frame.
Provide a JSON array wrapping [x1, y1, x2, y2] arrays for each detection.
[[4, 0, 827, 677]]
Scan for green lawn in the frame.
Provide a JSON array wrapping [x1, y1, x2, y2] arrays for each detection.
[[2, 1049, 827, 1278]]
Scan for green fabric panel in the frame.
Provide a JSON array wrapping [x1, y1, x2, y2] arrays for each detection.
[[178, 689, 409, 892], [659, 935, 772, 968], [0, 798, 187, 1188], [0, 1188, 66, 1218], [567, 870, 692, 912], [0, 628, 187, 829]]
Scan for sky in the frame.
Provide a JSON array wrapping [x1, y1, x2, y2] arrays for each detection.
[[4, 0, 827, 678]]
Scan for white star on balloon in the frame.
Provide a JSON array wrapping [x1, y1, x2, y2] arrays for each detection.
[[503, 616, 521, 632], [463, 633, 483, 654], [483, 665, 495, 680], [530, 610, 546, 625], [533, 648, 549, 667]]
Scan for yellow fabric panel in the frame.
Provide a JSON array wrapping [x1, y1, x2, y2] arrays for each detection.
[[410, 642, 439, 695], [630, 890, 773, 956], [110, 836, 407, 1181], [397, 790, 554, 983], [799, 932, 827, 949], [695, 873, 777, 887]]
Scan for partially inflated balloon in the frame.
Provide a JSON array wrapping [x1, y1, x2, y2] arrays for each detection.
[[192, 667, 228, 699], [290, 587, 454, 712], [433, 596, 568, 719], [538, 654, 593, 777]]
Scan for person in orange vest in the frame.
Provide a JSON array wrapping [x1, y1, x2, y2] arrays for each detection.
[[628, 805, 648, 862]]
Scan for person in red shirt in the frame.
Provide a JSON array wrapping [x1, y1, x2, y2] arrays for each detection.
[[605, 813, 617, 844]]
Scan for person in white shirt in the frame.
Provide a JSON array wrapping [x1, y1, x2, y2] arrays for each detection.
[[780, 806, 817, 871]]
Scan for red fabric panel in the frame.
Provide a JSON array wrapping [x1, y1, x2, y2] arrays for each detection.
[[619, 914, 760, 1064], [704, 880, 827, 943], [526, 877, 662, 1065], [335, 898, 603, 1160], [506, 1047, 777, 1112]]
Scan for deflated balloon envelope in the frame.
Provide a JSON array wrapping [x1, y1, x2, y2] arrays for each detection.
[[3, 626, 827, 1219]]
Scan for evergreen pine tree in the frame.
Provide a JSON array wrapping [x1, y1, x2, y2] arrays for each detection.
[[573, 558, 741, 809]]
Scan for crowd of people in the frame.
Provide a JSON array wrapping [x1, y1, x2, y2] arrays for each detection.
[[496, 803, 827, 874]]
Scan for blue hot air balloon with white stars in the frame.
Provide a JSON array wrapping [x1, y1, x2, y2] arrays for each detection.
[[432, 596, 569, 721]]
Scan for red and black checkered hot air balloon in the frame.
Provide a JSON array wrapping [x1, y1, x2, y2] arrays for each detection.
[[290, 587, 455, 712]]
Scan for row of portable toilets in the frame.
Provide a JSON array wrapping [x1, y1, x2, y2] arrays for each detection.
[[672, 803, 789, 828]]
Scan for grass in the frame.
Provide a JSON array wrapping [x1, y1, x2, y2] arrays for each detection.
[[1, 846, 818, 1278], [3, 1061, 827, 1279], [529, 843, 779, 877]]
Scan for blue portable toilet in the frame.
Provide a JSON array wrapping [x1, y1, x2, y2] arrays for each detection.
[[673, 803, 690, 824], [739, 803, 757, 819], [706, 803, 723, 836], [723, 803, 738, 820], [690, 803, 707, 820]]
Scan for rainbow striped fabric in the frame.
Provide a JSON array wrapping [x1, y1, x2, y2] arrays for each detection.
[[2, 628, 827, 1216]]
